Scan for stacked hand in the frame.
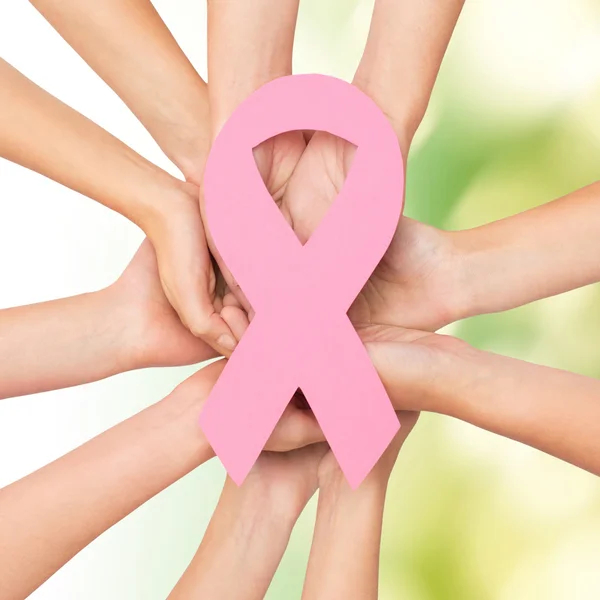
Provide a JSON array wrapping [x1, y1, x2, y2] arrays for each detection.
[[2, 0, 600, 599]]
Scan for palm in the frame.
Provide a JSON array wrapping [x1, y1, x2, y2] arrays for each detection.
[[115, 240, 214, 367], [351, 218, 458, 331], [203, 131, 306, 314], [253, 131, 306, 206], [282, 133, 458, 333], [359, 323, 471, 413]]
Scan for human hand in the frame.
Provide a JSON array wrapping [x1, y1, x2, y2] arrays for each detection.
[[361, 324, 474, 414], [168, 439, 327, 600], [136, 180, 240, 355], [301, 411, 418, 600], [204, 0, 466, 332], [107, 238, 218, 370], [0, 354, 325, 600], [279, 132, 466, 332], [170, 392, 413, 600], [364, 323, 600, 477], [0, 58, 237, 356], [316, 409, 419, 495]]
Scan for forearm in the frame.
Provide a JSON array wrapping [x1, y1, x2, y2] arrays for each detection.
[[0, 287, 136, 400], [0, 366, 216, 600], [456, 181, 600, 318], [0, 58, 191, 230], [442, 348, 600, 475], [169, 477, 297, 600], [302, 484, 386, 600], [369, 330, 600, 474], [354, 0, 465, 151], [30, 0, 210, 181], [207, 0, 300, 133]]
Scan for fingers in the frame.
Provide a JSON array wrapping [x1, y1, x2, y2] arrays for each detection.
[[221, 304, 250, 343], [156, 250, 237, 357], [148, 195, 241, 357], [265, 403, 325, 452], [174, 359, 226, 401], [364, 328, 472, 414]]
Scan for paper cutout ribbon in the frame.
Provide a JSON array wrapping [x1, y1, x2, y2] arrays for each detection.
[[200, 74, 405, 488]]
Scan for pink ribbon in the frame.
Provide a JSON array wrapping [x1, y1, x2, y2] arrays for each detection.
[[200, 74, 404, 488]]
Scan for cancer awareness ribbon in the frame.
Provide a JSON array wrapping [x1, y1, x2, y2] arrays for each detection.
[[200, 74, 405, 488]]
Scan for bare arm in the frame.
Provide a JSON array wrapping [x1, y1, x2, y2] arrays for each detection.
[[0, 360, 323, 600], [366, 328, 600, 476], [363, 179, 600, 335], [207, 0, 299, 136], [168, 477, 297, 600], [0, 363, 220, 600], [0, 59, 236, 354], [169, 437, 329, 599], [302, 488, 386, 600], [0, 240, 216, 400], [354, 0, 465, 152], [454, 180, 600, 319], [0, 289, 134, 400], [29, 0, 210, 183], [204, 0, 306, 313], [301, 414, 418, 600]]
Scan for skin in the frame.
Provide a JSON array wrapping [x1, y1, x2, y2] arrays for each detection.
[[169, 407, 418, 600], [0, 240, 214, 400], [4, 3, 599, 596], [168, 443, 327, 600], [363, 326, 600, 477], [209, 0, 600, 339], [207, 0, 466, 334], [450, 180, 600, 319], [0, 362, 324, 600], [301, 412, 419, 600], [31, 0, 600, 337], [206, 0, 307, 316], [29, 0, 210, 185], [346, 177, 600, 332], [0, 56, 236, 356]]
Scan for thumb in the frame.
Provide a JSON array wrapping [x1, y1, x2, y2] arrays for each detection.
[[152, 228, 238, 357]]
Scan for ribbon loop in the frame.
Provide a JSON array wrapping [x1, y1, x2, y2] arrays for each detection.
[[201, 74, 405, 488]]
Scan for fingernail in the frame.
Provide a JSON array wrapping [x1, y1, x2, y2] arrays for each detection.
[[217, 334, 237, 352]]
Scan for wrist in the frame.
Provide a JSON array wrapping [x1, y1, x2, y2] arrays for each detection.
[[128, 166, 199, 237], [159, 121, 209, 186], [159, 369, 217, 468], [319, 473, 387, 508], [85, 287, 142, 376], [352, 72, 418, 156], [438, 229, 483, 323], [99, 283, 157, 373], [449, 226, 508, 321], [232, 469, 312, 531], [220, 476, 300, 536]]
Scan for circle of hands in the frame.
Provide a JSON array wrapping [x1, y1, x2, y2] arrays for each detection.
[[1, 2, 599, 599]]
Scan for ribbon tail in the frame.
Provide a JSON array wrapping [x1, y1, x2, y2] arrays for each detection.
[[300, 315, 400, 489], [199, 315, 298, 485]]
